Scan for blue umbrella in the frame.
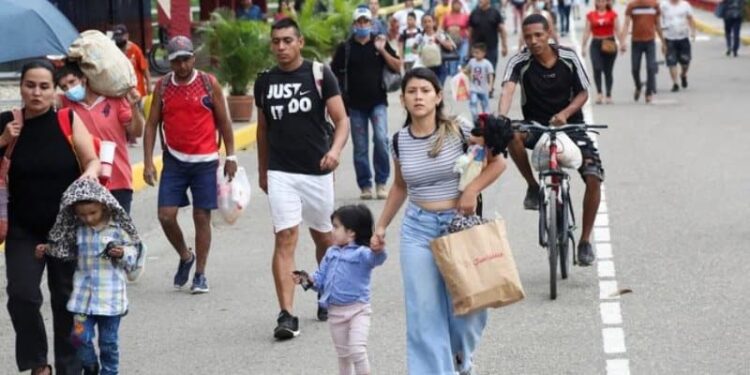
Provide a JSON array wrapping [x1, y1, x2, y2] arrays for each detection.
[[0, 0, 79, 63]]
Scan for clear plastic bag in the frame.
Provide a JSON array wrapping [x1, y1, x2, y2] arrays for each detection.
[[216, 165, 251, 225], [450, 71, 470, 102]]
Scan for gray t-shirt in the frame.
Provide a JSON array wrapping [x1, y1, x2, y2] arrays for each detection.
[[392, 118, 473, 203], [467, 58, 495, 94]]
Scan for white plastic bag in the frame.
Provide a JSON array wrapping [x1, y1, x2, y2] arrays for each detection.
[[68, 30, 137, 97], [449, 72, 470, 102], [531, 132, 583, 171], [216, 166, 251, 225]]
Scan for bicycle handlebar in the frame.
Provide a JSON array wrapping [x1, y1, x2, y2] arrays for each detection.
[[511, 120, 608, 133]]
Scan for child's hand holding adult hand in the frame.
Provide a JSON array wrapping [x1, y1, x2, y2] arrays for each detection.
[[107, 246, 124, 259], [34, 244, 48, 260], [370, 227, 386, 252]]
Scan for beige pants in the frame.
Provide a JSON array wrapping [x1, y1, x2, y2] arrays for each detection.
[[328, 303, 372, 375]]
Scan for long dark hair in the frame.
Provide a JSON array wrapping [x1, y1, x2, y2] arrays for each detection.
[[332, 205, 373, 247], [20, 59, 55, 84], [401, 67, 461, 158]]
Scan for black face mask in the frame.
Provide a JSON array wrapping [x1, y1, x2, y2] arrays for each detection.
[[116, 40, 127, 49]]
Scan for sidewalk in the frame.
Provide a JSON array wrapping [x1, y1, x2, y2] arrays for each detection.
[[691, 6, 750, 45]]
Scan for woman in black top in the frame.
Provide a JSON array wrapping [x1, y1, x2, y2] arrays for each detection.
[[0, 60, 99, 375]]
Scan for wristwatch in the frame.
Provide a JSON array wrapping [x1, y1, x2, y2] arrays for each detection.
[[225, 155, 238, 162]]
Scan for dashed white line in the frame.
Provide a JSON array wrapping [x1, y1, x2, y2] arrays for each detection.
[[600, 302, 623, 325], [569, 22, 631, 375], [607, 359, 632, 375], [603, 327, 627, 354]]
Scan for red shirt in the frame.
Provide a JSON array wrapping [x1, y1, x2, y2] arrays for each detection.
[[125, 42, 148, 97], [160, 71, 219, 162], [443, 13, 470, 38], [587, 10, 618, 38], [62, 96, 133, 190]]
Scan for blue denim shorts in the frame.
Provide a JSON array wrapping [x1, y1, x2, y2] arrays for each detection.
[[158, 152, 218, 210]]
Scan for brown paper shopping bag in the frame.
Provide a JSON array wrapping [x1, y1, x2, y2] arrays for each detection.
[[430, 218, 525, 316]]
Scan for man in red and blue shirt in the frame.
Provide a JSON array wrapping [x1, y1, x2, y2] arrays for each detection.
[[143, 36, 237, 294]]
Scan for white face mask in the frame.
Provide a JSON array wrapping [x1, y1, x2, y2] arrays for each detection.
[[535, 1, 546, 10]]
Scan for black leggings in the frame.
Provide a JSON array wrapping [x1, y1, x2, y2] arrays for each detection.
[[589, 39, 617, 97]]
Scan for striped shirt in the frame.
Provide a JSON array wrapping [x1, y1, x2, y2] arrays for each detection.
[[502, 45, 590, 124], [67, 221, 138, 316], [392, 118, 472, 203]]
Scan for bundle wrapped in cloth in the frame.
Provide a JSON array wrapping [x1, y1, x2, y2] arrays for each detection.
[[68, 30, 137, 97]]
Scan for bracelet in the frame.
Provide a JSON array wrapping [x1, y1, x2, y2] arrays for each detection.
[[225, 155, 238, 162]]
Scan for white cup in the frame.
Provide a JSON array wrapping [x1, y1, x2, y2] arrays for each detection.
[[99, 141, 116, 182]]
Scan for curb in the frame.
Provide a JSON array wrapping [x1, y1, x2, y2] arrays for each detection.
[[695, 18, 750, 45]]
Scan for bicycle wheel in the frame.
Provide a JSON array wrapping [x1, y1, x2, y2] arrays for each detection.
[[559, 188, 571, 280], [148, 43, 171, 75], [548, 188, 558, 300]]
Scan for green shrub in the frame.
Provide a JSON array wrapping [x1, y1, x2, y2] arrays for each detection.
[[296, 0, 358, 61], [199, 9, 274, 96]]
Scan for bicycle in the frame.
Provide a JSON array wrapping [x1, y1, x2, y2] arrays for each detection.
[[513, 121, 608, 300], [148, 25, 171, 75]]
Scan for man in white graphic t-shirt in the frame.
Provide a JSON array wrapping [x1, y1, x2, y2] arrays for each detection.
[[661, 0, 695, 92]]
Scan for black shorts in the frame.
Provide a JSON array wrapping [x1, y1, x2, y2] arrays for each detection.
[[665, 38, 691, 67], [524, 130, 605, 182]]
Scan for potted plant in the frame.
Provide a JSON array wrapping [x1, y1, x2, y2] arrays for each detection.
[[296, 0, 358, 61], [199, 9, 273, 122]]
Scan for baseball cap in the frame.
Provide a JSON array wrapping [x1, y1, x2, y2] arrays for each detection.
[[167, 36, 194, 61], [352, 7, 372, 21], [113, 24, 128, 42]]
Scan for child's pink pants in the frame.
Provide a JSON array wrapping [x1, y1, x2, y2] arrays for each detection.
[[327, 302, 372, 375]]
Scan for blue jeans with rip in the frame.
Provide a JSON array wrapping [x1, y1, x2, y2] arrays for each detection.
[[349, 104, 390, 189], [400, 203, 488, 374], [72, 315, 121, 375]]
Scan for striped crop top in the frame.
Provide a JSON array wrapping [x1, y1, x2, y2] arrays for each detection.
[[392, 118, 473, 203]]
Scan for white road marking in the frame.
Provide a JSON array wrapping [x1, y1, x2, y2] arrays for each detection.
[[595, 214, 610, 227], [570, 23, 631, 375], [607, 359, 632, 375], [695, 35, 711, 42], [603, 327, 627, 353], [596, 243, 613, 259], [598, 260, 616, 278], [600, 302, 623, 325], [595, 227, 611, 242], [599, 280, 620, 300]]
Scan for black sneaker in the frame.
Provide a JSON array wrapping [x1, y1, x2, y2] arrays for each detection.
[[274, 310, 300, 340], [316, 292, 328, 321], [523, 187, 540, 210], [578, 242, 596, 266], [681, 75, 688, 88], [671, 84, 679, 92], [173, 252, 195, 288]]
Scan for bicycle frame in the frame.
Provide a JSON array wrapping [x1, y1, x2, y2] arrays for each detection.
[[537, 132, 576, 250]]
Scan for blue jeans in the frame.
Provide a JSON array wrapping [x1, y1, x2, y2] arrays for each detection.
[[631, 41, 658, 96], [72, 315, 121, 375], [724, 17, 743, 53], [400, 203, 488, 374], [470, 92, 490, 122], [349, 105, 390, 189]]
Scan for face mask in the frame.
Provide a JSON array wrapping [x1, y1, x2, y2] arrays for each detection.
[[65, 84, 86, 102], [354, 27, 371, 38], [535, 1, 546, 10]]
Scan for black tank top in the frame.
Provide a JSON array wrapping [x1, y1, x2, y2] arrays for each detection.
[[0, 109, 80, 241]]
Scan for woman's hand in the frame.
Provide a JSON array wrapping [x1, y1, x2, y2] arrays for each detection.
[[79, 168, 98, 181], [457, 189, 478, 216], [34, 244, 48, 260], [1, 108, 23, 144], [370, 226, 387, 251]]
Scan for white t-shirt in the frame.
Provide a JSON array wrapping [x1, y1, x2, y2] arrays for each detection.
[[394, 8, 425, 32], [661, 0, 693, 40], [467, 58, 494, 94]]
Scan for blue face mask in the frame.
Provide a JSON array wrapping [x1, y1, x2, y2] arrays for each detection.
[[65, 84, 86, 102], [353, 26, 371, 38]]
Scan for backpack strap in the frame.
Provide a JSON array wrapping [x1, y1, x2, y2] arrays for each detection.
[[312, 61, 334, 125]]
